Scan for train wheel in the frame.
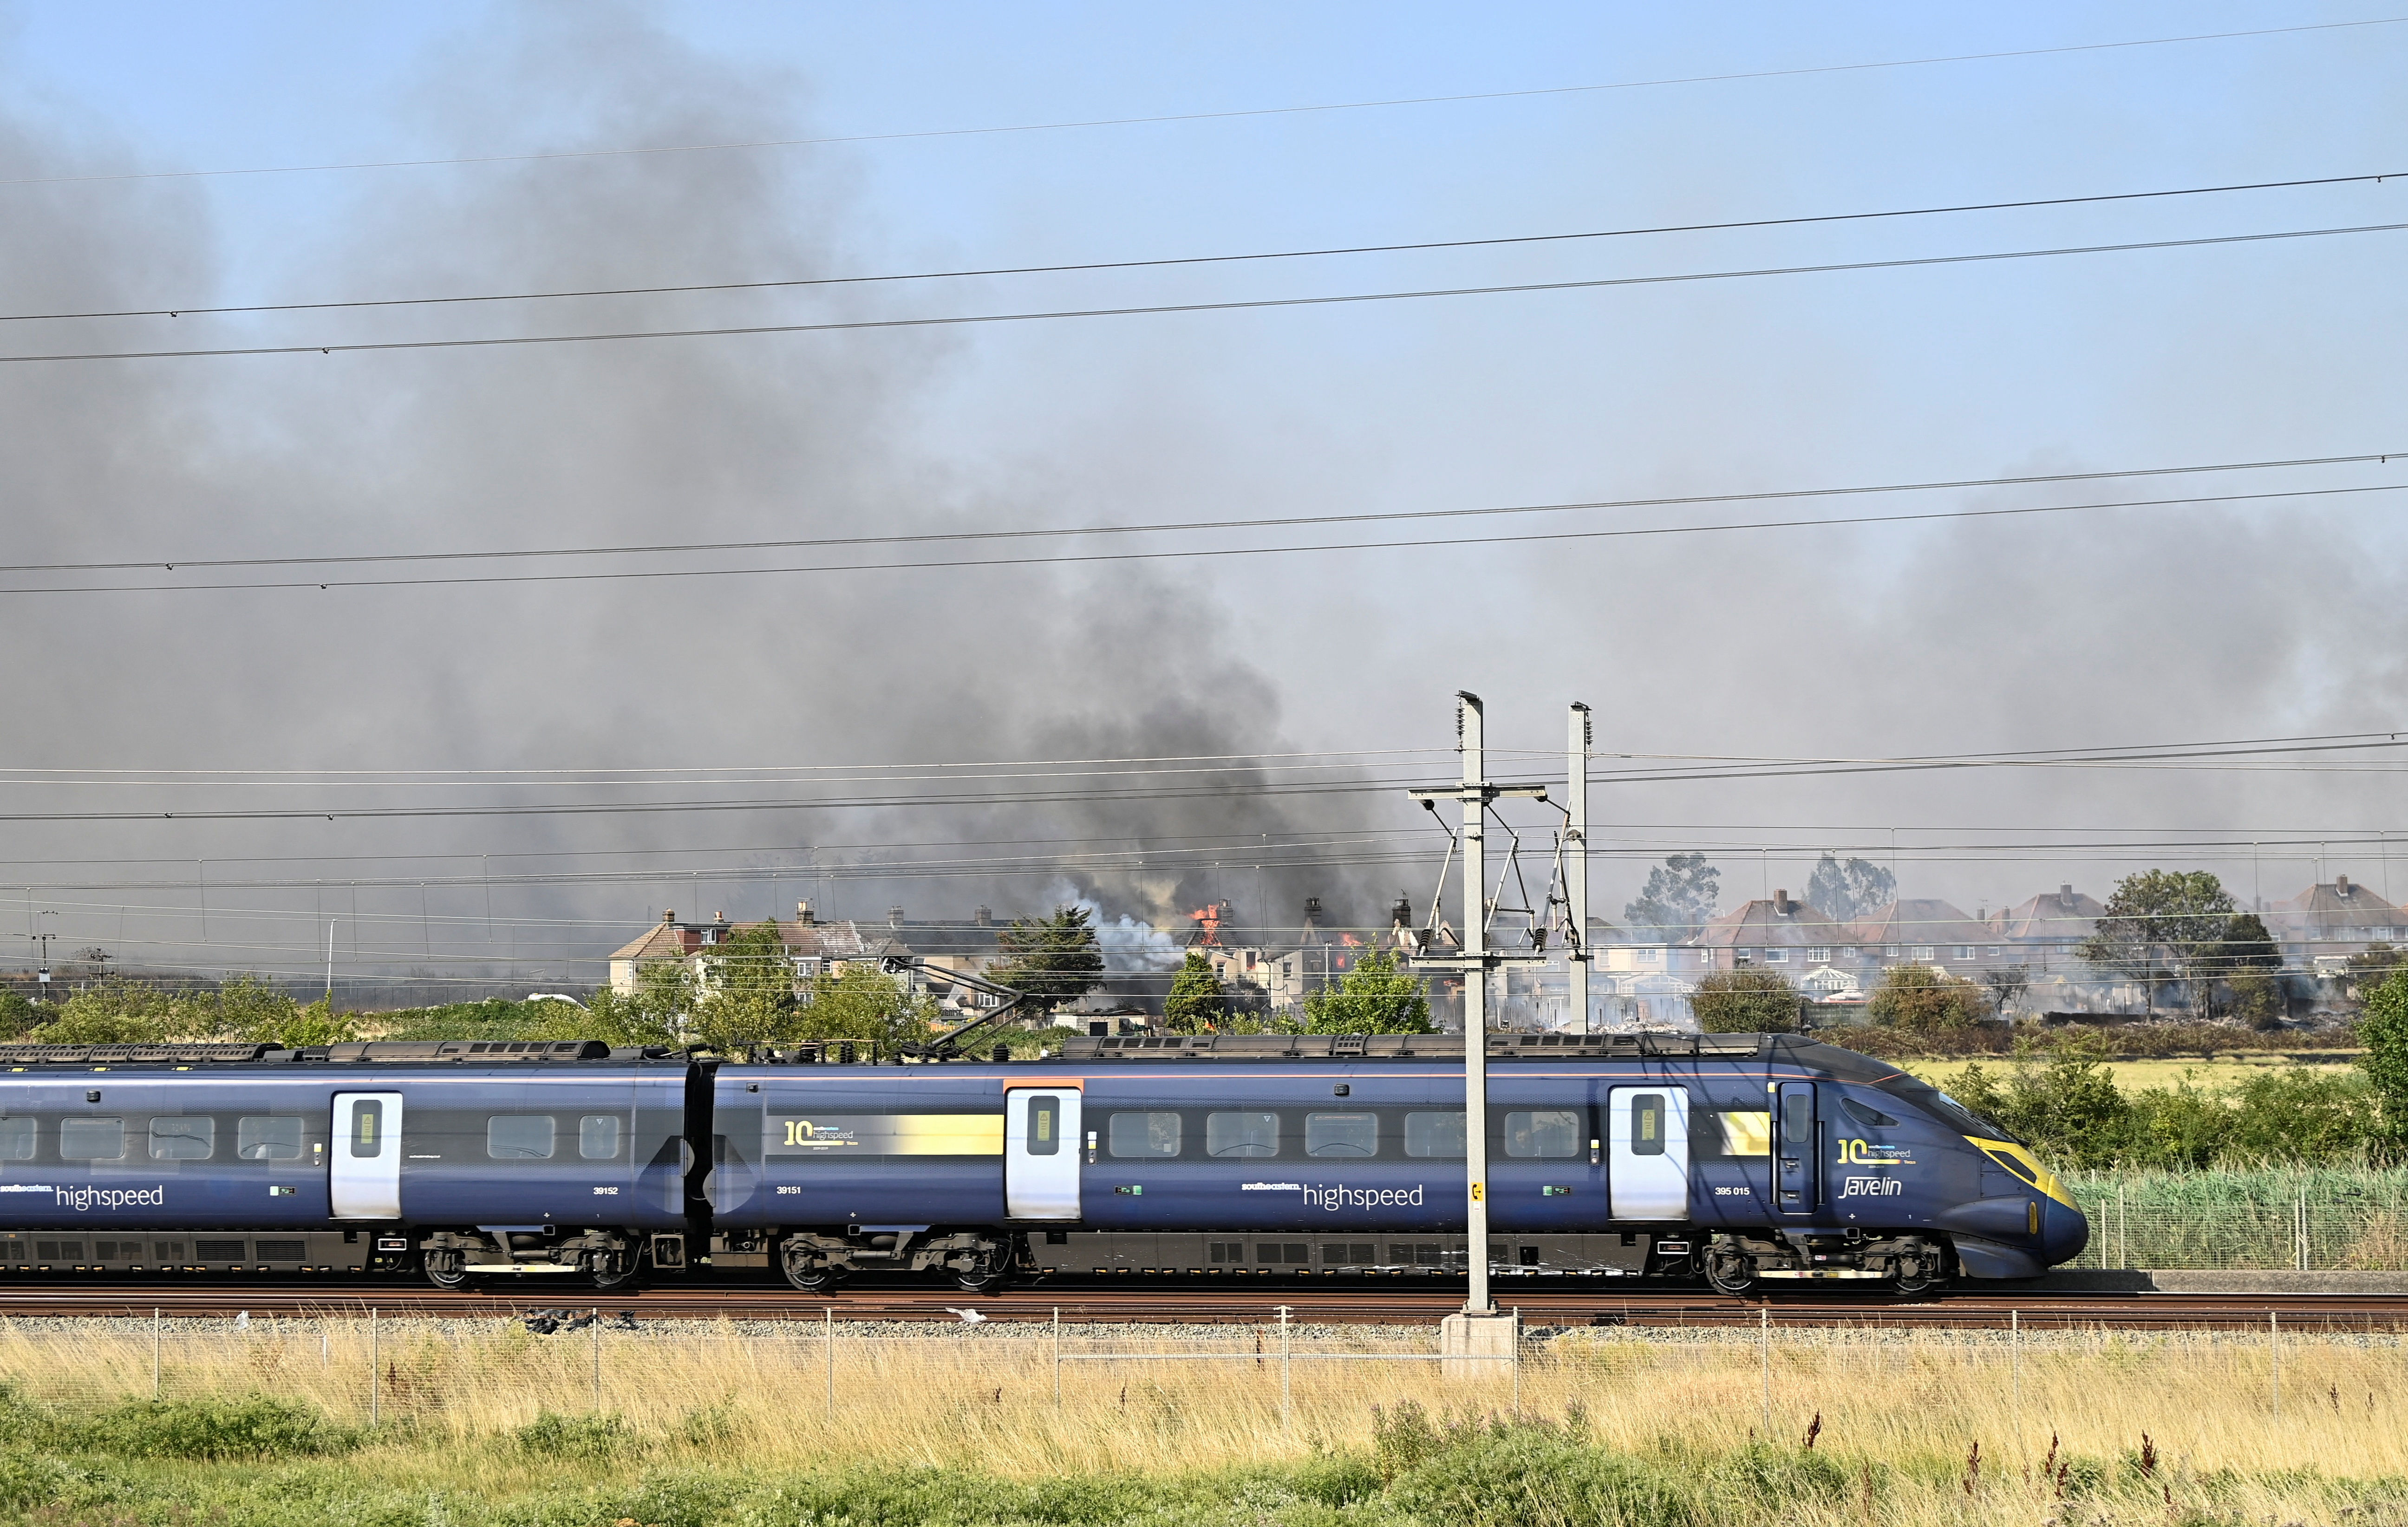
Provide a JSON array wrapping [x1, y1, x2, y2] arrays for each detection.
[[953, 1251, 1009, 1294], [781, 1244, 844, 1292], [424, 1256, 475, 1292], [591, 1251, 641, 1292], [1703, 1249, 1758, 1297]]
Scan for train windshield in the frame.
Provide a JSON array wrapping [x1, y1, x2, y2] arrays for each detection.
[[1869, 1072, 2018, 1144]]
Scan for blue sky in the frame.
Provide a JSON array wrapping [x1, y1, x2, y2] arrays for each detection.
[[0, 4, 2403, 976]]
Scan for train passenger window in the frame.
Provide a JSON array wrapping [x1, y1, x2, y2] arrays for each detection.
[[350, 1101, 383, 1158], [237, 1117, 306, 1162], [486, 1115, 557, 1161], [1840, 1098, 1899, 1129], [1305, 1112, 1378, 1158], [1026, 1096, 1059, 1156], [579, 1116, 622, 1161], [1630, 1095, 1666, 1157], [147, 1117, 215, 1162], [1781, 1091, 1814, 1146], [1716, 1111, 1771, 1156], [1404, 1111, 1466, 1158], [1503, 1110, 1581, 1158], [1205, 1111, 1279, 1158], [59, 1118, 125, 1162], [1108, 1112, 1181, 1158], [0, 1118, 32, 1162]]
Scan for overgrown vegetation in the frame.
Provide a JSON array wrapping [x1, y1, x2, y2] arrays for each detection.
[[0, 975, 352, 1048], [1299, 947, 1433, 1033], [1692, 966, 1799, 1032]]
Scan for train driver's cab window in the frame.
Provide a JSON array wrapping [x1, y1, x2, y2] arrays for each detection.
[[1629, 1094, 1667, 1156], [1108, 1112, 1181, 1158], [147, 1117, 215, 1162], [1404, 1111, 1466, 1158], [1305, 1112, 1378, 1157], [487, 1115, 557, 1161], [0, 1118, 33, 1162], [1205, 1111, 1279, 1158], [1840, 1098, 1899, 1129], [578, 1116, 623, 1161], [1781, 1091, 1814, 1146], [238, 1117, 306, 1162], [1503, 1110, 1582, 1159], [59, 1118, 125, 1162]]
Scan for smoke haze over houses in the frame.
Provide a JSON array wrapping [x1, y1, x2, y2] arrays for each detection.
[[0, 4, 2402, 997]]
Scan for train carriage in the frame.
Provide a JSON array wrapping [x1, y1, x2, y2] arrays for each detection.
[[710, 1030, 2089, 1293]]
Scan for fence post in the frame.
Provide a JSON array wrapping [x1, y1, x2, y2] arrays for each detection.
[[824, 1307, 835, 1416], [2297, 1192, 2309, 1272], [591, 1308, 601, 1411], [1052, 1307, 1061, 1407], [2117, 1182, 2127, 1269], [2010, 1310, 2020, 1413], [1279, 1305, 1292, 1434], [368, 1308, 379, 1428], [2270, 1310, 2280, 1419], [151, 1308, 160, 1400], [1511, 1306, 1521, 1417], [1759, 1307, 1771, 1437]]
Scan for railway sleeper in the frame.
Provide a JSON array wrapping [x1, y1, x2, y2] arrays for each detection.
[[1703, 1231, 1952, 1295]]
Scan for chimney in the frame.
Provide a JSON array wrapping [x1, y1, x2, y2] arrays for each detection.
[[795, 901, 814, 926], [2337, 874, 2352, 896], [1304, 897, 1323, 927], [973, 905, 992, 927], [713, 911, 726, 924], [1773, 889, 1791, 915], [889, 906, 906, 929], [661, 909, 676, 926], [1391, 894, 1413, 928], [2059, 884, 2074, 909]]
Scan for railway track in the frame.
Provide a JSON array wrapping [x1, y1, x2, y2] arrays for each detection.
[[0, 1279, 2401, 1329]]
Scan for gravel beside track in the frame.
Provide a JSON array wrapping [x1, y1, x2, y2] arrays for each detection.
[[0, 1279, 2401, 1329]]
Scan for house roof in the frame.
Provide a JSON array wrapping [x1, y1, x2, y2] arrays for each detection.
[[1692, 895, 1853, 949], [1989, 885, 2107, 943], [607, 914, 889, 965], [2266, 877, 2408, 944], [1847, 898, 1993, 948]]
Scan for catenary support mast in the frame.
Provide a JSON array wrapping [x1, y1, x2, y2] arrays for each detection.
[[1567, 702, 1591, 1034]]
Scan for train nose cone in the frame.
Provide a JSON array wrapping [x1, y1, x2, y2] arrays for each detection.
[[2041, 1195, 2090, 1265]]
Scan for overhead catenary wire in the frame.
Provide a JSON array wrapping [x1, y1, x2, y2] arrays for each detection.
[[4, 14, 2396, 188], [3, 479, 2400, 597], [6, 169, 2397, 326], [3, 220, 2401, 367], [0, 447, 2392, 577]]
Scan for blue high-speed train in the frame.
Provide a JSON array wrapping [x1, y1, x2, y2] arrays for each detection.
[[0, 1030, 2085, 1295]]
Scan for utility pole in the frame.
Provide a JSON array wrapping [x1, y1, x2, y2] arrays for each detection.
[[1566, 703, 1591, 1035], [1411, 692, 1547, 1335]]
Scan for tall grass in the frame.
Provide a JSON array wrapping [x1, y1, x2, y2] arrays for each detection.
[[0, 1317, 2403, 1522], [2064, 1164, 2408, 1269]]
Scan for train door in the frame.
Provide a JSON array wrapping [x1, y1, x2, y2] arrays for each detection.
[[1774, 1081, 1818, 1216], [1003, 1088, 1082, 1220], [1606, 1086, 1689, 1220], [330, 1092, 403, 1219]]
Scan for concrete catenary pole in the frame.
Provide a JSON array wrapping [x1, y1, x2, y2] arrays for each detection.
[[1567, 703, 1591, 1034], [1460, 692, 1492, 1316]]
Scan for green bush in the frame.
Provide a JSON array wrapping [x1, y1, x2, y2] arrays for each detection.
[[80, 1396, 353, 1460], [1692, 966, 1799, 1033], [1384, 1417, 1697, 1527], [515, 1409, 632, 1460]]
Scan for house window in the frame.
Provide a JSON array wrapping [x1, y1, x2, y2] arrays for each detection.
[[1764, 947, 1787, 962], [1986, 947, 2001, 959], [1638, 947, 1660, 964], [1885, 946, 1900, 959], [1912, 946, 1936, 961], [1805, 947, 1830, 963], [1953, 946, 1973, 960]]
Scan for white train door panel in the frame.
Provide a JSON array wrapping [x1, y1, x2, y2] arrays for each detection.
[[1607, 1085, 1689, 1220], [1003, 1088, 1082, 1220], [330, 1092, 403, 1219]]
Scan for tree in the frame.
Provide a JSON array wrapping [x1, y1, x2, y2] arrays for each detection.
[[1622, 854, 1719, 940], [1866, 963, 1987, 1033], [988, 906, 1107, 1015], [1805, 855, 1896, 922], [1979, 965, 2031, 1019], [1299, 948, 1431, 1033], [2360, 966, 2408, 1142], [2077, 869, 2238, 1016], [1162, 952, 1227, 1034], [1691, 967, 1798, 1033], [794, 964, 942, 1051], [0, 991, 33, 1040]]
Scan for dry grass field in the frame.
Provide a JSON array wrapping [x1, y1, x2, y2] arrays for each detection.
[[0, 1314, 2401, 1523]]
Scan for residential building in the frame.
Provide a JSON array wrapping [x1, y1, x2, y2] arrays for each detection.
[[1988, 884, 2107, 970], [2265, 876, 2408, 969], [1690, 890, 1856, 972], [606, 902, 888, 996], [1847, 898, 2002, 976]]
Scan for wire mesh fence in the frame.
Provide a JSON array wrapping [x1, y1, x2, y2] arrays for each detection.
[[2061, 1168, 2408, 1270]]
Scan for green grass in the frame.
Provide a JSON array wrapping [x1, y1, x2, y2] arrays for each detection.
[[2062, 1164, 2408, 1270]]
